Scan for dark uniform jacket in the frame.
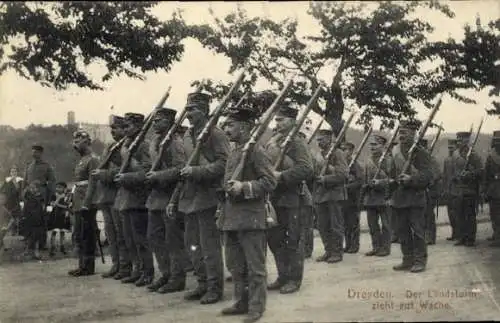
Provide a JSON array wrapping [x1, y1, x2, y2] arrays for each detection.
[[146, 133, 186, 211], [484, 151, 500, 200], [220, 144, 277, 231], [427, 155, 442, 201], [264, 133, 314, 208], [93, 141, 122, 206], [23, 160, 56, 204], [449, 148, 482, 197], [313, 148, 348, 204], [345, 156, 363, 207], [363, 154, 394, 207], [72, 153, 99, 212], [389, 144, 433, 208], [178, 127, 230, 214], [114, 137, 152, 211], [442, 155, 455, 201]]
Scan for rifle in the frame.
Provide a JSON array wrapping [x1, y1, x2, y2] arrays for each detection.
[[274, 87, 322, 170], [307, 117, 324, 145], [429, 122, 443, 154], [97, 137, 126, 170], [117, 87, 172, 175], [166, 70, 247, 216], [400, 95, 442, 176], [319, 110, 356, 176], [372, 122, 400, 180], [461, 116, 484, 174], [348, 125, 373, 171], [229, 75, 296, 183]]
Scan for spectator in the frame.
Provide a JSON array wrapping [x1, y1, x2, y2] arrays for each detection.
[[47, 182, 71, 256], [22, 180, 46, 261], [1, 166, 24, 237]]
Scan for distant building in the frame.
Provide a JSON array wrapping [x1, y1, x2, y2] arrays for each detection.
[[67, 110, 113, 144]]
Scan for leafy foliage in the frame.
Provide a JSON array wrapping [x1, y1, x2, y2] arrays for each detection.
[[0, 2, 188, 90]]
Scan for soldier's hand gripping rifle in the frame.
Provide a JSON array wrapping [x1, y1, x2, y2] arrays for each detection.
[[165, 70, 247, 218], [319, 110, 356, 177], [117, 87, 172, 175], [398, 94, 443, 179]]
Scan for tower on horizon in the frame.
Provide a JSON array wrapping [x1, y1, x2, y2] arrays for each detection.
[[67, 111, 76, 125]]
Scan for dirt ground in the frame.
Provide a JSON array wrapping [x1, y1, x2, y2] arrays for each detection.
[[1, 220, 500, 323]]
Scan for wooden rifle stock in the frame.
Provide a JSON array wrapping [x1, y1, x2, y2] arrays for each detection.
[[97, 137, 126, 170], [167, 70, 247, 208], [274, 87, 322, 170], [462, 116, 484, 172], [319, 111, 356, 176], [308, 118, 324, 144], [372, 123, 400, 180], [118, 87, 172, 174], [429, 122, 443, 154], [400, 94, 442, 175], [348, 125, 373, 171]]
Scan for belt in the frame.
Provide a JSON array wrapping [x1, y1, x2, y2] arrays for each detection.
[[74, 180, 89, 186]]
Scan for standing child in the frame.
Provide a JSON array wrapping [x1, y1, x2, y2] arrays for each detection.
[[47, 182, 71, 256], [23, 180, 45, 260]]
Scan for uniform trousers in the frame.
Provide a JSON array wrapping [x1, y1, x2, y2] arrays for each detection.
[[315, 201, 344, 258], [452, 195, 478, 243], [424, 196, 437, 244], [148, 210, 188, 281], [100, 204, 120, 269], [184, 207, 224, 294], [343, 202, 360, 252], [267, 206, 304, 285], [366, 206, 391, 252], [489, 199, 500, 240], [446, 198, 458, 239], [75, 208, 97, 271], [394, 206, 427, 266], [302, 205, 314, 257], [120, 208, 154, 278], [225, 230, 267, 315]]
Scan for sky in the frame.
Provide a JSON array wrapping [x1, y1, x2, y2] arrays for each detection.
[[0, 1, 499, 135]]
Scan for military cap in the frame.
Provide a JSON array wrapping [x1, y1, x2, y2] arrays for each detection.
[[372, 134, 387, 145], [492, 130, 500, 145], [31, 144, 44, 152], [493, 131, 500, 138], [154, 108, 177, 120], [317, 129, 333, 137], [110, 115, 125, 126], [447, 139, 457, 146], [419, 138, 429, 147], [225, 103, 258, 123], [456, 131, 471, 140], [400, 119, 421, 130], [275, 103, 299, 119], [185, 92, 211, 111], [73, 129, 91, 141], [177, 125, 189, 135], [124, 112, 145, 124], [341, 141, 355, 150]]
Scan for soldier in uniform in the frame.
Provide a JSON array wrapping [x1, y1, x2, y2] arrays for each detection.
[[68, 130, 99, 276], [390, 120, 433, 273], [442, 139, 458, 241], [340, 141, 363, 253], [363, 134, 394, 257], [144, 108, 188, 294], [177, 92, 229, 304], [219, 105, 277, 323], [114, 113, 154, 286], [450, 131, 482, 247], [419, 138, 441, 245], [388, 141, 400, 244], [264, 105, 313, 294], [298, 130, 315, 259], [313, 129, 348, 264], [484, 131, 500, 247], [23, 144, 56, 250], [91, 115, 125, 279]]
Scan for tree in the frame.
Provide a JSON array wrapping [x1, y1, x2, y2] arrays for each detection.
[[0, 2, 188, 90], [191, 2, 467, 131]]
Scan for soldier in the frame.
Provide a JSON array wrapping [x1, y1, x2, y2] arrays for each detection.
[[144, 108, 188, 294], [219, 106, 277, 323], [313, 129, 348, 264], [419, 138, 441, 245], [114, 113, 154, 286], [67, 130, 99, 276], [442, 139, 458, 241], [23, 144, 56, 250], [363, 134, 394, 257], [178, 92, 229, 304], [299, 131, 315, 259], [389, 140, 400, 244], [264, 104, 313, 294], [340, 141, 363, 253], [90, 115, 125, 278], [390, 120, 433, 273], [450, 131, 482, 247], [484, 131, 500, 247]]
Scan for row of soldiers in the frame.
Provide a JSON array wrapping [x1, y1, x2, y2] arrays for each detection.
[[66, 85, 499, 323]]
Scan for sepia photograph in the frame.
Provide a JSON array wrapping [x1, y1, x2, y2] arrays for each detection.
[[0, 1, 499, 322]]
